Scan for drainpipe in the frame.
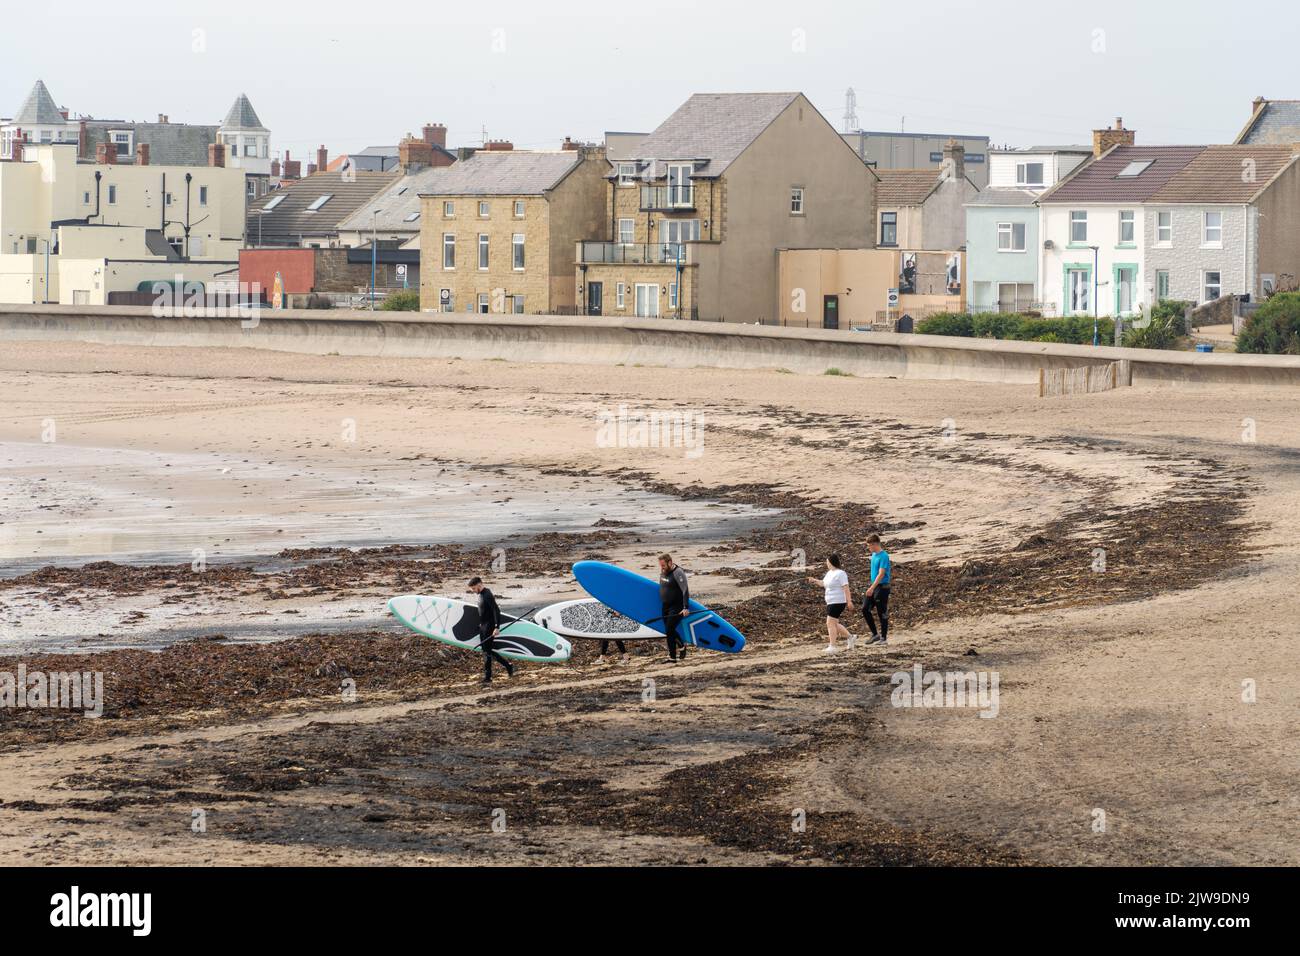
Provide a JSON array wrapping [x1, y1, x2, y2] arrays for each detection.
[[184, 172, 192, 259]]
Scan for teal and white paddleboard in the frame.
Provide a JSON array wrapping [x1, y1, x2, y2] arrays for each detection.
[[387, 595, 572, 663]]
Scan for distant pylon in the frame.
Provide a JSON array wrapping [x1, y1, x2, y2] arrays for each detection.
[[843, 87, 859, 133]]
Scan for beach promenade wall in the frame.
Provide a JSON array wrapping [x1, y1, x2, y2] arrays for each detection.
[[4, 305, 1300, 388]]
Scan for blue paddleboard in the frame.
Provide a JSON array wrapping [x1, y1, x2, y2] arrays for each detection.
[[571, 560, 746, 653]]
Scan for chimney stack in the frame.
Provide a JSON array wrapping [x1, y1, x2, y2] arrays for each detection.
[[78, 120, 87, 158], [96, 141, 117, 165], [208, 142, 226, 167], [422, 123, 447, 149], [942, 139, 965, 182], [135, 143, 150, 166], [271, 157, 281, 177], [399, 134, 434, 170], [561, 137, 578, 151], [158, 113, 169, 124], [317, 144, 328, 172], [283, 151, 301, 179], [485, 139, 513, 151], [1092, 117, 1135, 158], [1252, 96, 1267, 115]]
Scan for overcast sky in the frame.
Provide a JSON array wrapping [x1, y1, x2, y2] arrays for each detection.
[[2, 0, 1287, 157]]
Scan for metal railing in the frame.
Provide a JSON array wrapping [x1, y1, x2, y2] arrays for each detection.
[[577, 241, 692, 265], [639, 185, 695, 210]]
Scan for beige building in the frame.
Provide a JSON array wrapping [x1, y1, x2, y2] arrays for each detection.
[[779, 248, 965, 329], [0, 142, 245, 304], [873, 141, 980, 252], [577, 92, 876, 323], [417, 147, 607, 314]]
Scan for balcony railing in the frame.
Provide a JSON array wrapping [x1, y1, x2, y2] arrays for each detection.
[[640, 184, 695, 210], [577, 241, 693, 265]]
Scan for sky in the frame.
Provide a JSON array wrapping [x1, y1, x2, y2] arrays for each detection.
[[1, 0, 1290, 157]]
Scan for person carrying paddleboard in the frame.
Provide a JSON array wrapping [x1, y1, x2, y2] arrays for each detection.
[[468, 576, 514, 682], [807, 553, 856, 654], [862, 534, 892, 645], [658, 554, 690, 663]]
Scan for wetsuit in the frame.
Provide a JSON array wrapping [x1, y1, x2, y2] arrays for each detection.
[[659, 564, 690, 660], [477, 587, 513, 680]]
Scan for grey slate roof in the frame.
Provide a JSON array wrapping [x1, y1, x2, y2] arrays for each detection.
[[14, 80, 65, 125], [630, 92, 800, 177], [82, 120, 217, 166], [416, 150, 581, 196], [965, 187, 1038, 207], [338, 165, 447, 232], [247, 170, 401, 245], [1039, 145, 1205, 204], [222, 93, 265, 131], [1236, 100, 1300, 145]]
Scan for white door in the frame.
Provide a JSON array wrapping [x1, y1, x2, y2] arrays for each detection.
[[634, 283, 660, 317]]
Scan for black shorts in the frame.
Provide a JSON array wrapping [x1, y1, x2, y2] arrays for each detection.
[[825, 603, 847, 619]]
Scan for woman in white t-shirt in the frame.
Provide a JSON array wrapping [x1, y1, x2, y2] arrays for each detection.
[[806, 553, 856, 654]]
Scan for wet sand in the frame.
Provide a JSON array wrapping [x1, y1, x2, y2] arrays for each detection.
[[0, 342, 1296, 865]]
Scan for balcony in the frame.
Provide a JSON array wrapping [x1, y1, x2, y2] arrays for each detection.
[[577, 242, 694, 265], [639, 185, 696, 211]]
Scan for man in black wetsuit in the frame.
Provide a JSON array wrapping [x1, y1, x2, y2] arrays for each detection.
[[468, 576, 514, 683], [658, 554, 691, 663]]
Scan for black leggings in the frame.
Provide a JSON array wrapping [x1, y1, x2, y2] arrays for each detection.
[[862, 586, 890, 639], [480, 632, 512, 678], [598, 639, 627, 655]]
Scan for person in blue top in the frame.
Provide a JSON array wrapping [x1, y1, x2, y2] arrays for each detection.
[[862, 534, 892, 645]]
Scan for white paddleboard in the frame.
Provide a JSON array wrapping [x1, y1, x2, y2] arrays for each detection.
[[388, 595, 572, 663], [535, 598, 661, 641]]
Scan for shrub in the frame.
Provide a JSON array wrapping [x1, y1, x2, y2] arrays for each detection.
[[1122, 312, 1178, 350], [916, 312, 973, 337], [1236, 292, 1300, 354], [380, 290, 420, 312]]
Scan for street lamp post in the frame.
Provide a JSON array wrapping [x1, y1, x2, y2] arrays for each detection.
[[370, 209, 380, 311]]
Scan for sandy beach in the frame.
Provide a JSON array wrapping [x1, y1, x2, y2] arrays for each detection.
[[0, 340, 1296, 865]]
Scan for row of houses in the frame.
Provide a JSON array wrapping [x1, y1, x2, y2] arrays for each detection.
[[5, 77, 1300, 324]]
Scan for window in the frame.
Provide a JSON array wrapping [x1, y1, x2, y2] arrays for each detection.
[[1156, 211, 1172, 245], [246, 180, 256, 198], [1156, 270, 1170, 301], [1203, 211, 1223, 245], [1118, 210, 1135, 244], [108, 184, 117, 205], [167, 237, 183, 256], [1069, 210, 1088, 243], [478, 234, 489, 270], [1016, 162, 1045, 187], [512, 295, 525, 314], [617, 163, 637, 186], [443, 201, 455, 218], [616, 282, 626, 309], [618, 218, 635, 244], [997, 221, 1026, 252], [442, 233, 455, 269], [1203, 271, 1222, 301], [790, 186, 805, 215], [1067, 268, 1091, 314], [659, 219, 699, 260], [512, 233, 525, 270], [669, 282, 678, 309], [478, 293, 490, 314], [880, 211, 897, 246], [245, 143, 256, 157], [263, 194, 285, 211], [110, 130, 132, 157], [514, 200, 525, 218], [305, 194, 333, 211], [478, 201, 490, 218], [667, 164, 693, 206], [1117, 160, 1154, 178], [199, 186, 208, 206], [404, 212, 420, 222], [1116, 266, 1136, 314], [165, 192, 173, 206], [82, 191, 90, 205]]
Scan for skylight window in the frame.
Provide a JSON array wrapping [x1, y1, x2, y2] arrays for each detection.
[[404, 212, 420, 222], [306, 194, 333, 211], [1116, 160, 1154, 178], [262, 194, 286, 211], [396, 186, 408, 195]]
